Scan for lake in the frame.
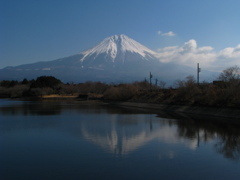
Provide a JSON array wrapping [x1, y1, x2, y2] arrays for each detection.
[[0, 99, 240, 180]]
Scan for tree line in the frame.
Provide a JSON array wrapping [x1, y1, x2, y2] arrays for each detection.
[[0, 66, 240, 107]]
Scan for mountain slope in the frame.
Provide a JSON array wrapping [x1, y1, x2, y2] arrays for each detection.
[[0, 34, 195, 83], [80, 34, 157, 64]]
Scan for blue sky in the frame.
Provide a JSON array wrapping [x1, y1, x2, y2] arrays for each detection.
[[1, 0, 240, 70]]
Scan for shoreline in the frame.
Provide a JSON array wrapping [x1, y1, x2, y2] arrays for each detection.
[[109, 101, 240, 119], [2, 97, 240, 119]]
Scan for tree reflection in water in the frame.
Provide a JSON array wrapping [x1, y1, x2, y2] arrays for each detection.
[[215, 129, 240, 160], [169, 114, 240, 161], [80, 107, 240, 161]]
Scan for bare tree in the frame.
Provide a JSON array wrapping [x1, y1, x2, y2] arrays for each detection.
[[218, 65, 240, 82], [159, 81, 166, 89]]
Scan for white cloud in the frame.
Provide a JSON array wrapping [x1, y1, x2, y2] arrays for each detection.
[[156, 39, 240, 71], [157, 30, 176, 37], [156, 39, 216, 66], [162, 31, 176, 37], [181, 39, 197, 53], [197, 46, 214, 53], [219, 44, 240, 58]]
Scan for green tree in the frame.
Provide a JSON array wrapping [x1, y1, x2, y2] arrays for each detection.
[[21, 78, 29, 85], [30, 76, 62, 88]]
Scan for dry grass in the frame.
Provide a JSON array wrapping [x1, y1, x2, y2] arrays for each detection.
[[41, 94, 79, 99]]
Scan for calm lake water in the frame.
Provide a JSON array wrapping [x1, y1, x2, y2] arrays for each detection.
[[0, 99, 240, 180]]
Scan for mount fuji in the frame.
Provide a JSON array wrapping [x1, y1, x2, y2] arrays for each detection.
[[0, 34, 194, 83]]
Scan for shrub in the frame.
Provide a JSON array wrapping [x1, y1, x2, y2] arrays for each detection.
[[104, 84, 138, 101], [174, 75, 201, 104], [0, 80, 19, 87]]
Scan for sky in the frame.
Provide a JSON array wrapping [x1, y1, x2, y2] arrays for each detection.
[[1, 0, 240, 71]]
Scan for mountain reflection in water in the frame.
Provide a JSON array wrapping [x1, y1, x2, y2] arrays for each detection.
[[81, 116, 197, 155], [1, 100, 240, 161], [80, 112, 240, 160]]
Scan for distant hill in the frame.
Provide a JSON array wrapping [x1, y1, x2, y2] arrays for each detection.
[[0, 34, 200, 84]]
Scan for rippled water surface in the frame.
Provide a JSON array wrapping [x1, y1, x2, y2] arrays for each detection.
[[0, 99, 240, 180]]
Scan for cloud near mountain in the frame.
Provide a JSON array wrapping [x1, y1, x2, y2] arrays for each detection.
[[156, 39, 240, 71]]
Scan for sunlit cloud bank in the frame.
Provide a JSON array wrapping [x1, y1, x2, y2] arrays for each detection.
[[156, 39, 240, 71]]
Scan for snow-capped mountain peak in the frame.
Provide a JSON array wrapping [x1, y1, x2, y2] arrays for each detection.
[[0, 34, 198, 84], [80, 34, 157, 63]]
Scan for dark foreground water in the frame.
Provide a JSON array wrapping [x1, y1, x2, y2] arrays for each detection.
[[0, 99, 240, 180]]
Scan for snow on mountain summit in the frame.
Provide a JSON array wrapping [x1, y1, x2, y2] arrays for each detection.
[[80, 34, 157, 62], [0, 34, 198, 83]]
